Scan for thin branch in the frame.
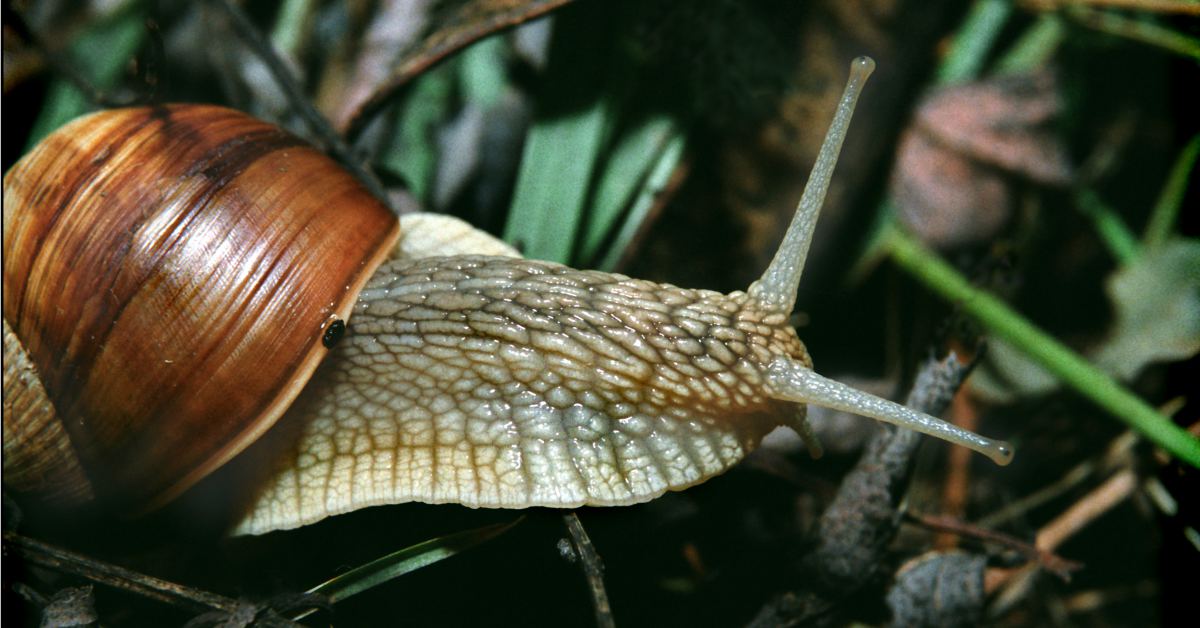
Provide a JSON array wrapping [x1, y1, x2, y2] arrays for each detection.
[[986, 467, 1141, 615], [5, 531, 238, 614], [3, 532, 303, 627], [562, 513, 616, 628], [1036, 469, 1139, 552], [978, 431, 1139, 528], [906, 512, 1082, 580], [342, 0, 577, 137]]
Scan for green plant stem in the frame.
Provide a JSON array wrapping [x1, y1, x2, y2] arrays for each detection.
[[1144, 133, 1200, 249], [881, 225, 1200, 468], [1075, 188, 1140, 264], [1068, 5, 1200, 59]]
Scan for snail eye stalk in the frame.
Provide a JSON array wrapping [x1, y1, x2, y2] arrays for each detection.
[[764, 358, 1014, 466], [748, 56, 875, 314], [747, 56, 1013, 466]]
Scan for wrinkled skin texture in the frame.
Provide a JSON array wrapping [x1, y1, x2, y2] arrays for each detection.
[[239, 255, 810, 534]]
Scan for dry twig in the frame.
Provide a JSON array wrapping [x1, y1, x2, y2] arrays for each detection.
[[562, 513, 616, 628], [907, 511, 1082, 580], [749, 352, 976, 626], [3, 531, 305, 627]]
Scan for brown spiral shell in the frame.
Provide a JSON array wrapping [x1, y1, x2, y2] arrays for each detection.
[[1, 104, 399, 513]]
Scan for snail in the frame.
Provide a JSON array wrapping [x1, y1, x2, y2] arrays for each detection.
[[2, 57, 1012, 536]]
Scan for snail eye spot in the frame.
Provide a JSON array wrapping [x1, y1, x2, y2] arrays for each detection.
[[322, 318, 346, 348]]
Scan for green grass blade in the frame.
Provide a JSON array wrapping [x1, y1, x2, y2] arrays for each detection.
[[1075, 188, 1140, 264], [1069, 6, 1200, 59], [459, 34, 508, 108], [305, 518, 522, 607], [269, 0, 315, 58], [580, 114, 678, 264], [502, 5, 622, 263], [505, 95, 608, 261], [881, 225, 1200, 468], [995, 13, 1065, 74], [937, 0, 1013, 84], [1144, 134, 1200, 249], [380, 64, 455, 203], [597, 131, 686, 271]]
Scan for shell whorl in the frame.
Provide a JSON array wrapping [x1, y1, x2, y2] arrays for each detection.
[[2, 319, 93, 504], [1, 104, 399, 512]]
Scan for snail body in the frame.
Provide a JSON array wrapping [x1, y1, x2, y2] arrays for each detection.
[[2, 58, 1012, 536], [243, 254, 810, 533]]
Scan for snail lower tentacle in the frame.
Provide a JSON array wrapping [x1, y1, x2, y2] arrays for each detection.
[[763, 358, 1014, 466]]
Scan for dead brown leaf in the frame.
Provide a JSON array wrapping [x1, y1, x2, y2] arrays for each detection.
[[893, 72, 1074, 248]]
